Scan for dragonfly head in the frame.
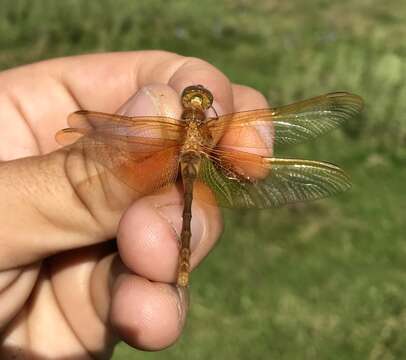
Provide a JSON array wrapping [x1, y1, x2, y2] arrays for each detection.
[[181, 85, 213, 111]]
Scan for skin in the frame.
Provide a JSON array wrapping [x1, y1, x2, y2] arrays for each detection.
[[0, 51, 269, 359]]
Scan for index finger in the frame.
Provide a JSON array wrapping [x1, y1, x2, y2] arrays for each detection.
[[0, 51, 235, 158]]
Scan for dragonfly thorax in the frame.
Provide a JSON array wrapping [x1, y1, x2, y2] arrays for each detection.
[[181, 120, 207, 152], [181, 108, 206, 124]]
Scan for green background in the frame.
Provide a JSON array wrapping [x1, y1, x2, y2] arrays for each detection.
[[1, 0, 405, 358]]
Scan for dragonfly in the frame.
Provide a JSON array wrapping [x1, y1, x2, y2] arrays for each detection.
[[55, 85, 363, 287]]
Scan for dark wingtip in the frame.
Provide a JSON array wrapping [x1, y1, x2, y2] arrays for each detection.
[[327, 92, 364, 111]]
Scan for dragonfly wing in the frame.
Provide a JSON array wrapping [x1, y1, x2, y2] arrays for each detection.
[[198, 152, 350, 208], [56, 112, 185, 195], [62, 110, 186, 142], [207, 92, 363, 147], [63, 133, 181, 195]]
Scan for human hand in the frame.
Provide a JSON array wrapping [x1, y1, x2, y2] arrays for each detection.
[[0, 51, 269, 358]]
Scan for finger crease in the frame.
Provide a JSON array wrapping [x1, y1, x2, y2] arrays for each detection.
[[6, 93, 42, 155], [63, 151, 104, 234], [58, 76, 83, 110]]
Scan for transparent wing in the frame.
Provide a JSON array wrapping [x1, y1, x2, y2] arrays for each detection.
[[59, 110, 187, 143], [56, 111, 185, 195], [206, 92, 363, 147], [198, 149, 351, 208]]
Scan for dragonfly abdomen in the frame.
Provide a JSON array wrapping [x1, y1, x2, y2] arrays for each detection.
[[177, 151, 202, 287]]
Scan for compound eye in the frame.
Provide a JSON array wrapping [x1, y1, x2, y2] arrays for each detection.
[[181, 85, 213, 110]]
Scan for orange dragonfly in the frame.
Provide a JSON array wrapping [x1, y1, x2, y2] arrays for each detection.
[[55, 85, 363, 287]]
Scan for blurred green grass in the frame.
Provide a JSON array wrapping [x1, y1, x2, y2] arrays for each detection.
[[1, 0, 405, 358]]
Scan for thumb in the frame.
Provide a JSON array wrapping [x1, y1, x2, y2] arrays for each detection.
[[0, 84, 183, 271]]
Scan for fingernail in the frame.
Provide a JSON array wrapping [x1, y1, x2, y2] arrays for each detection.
[[255, 122, 274, 152], [155, 203, 205, 252], [207, 100, 226, 119], [116, 84, 181, 118], [190, 204, 205, 251], [116, 86, 158, 116]]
